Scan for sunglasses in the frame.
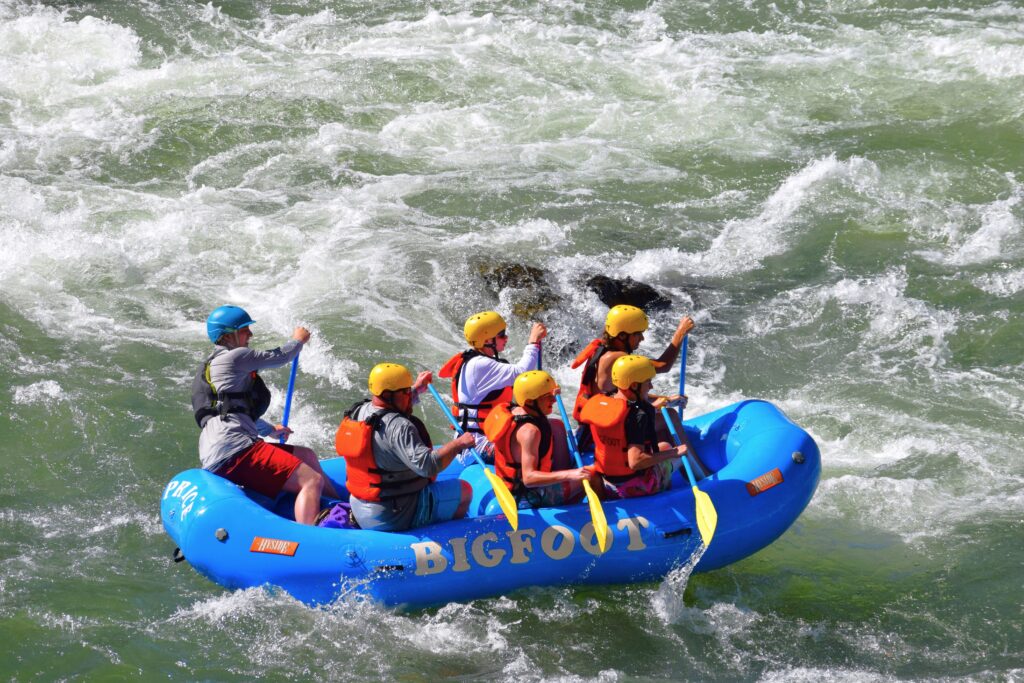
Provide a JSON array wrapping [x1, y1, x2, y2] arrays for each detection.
[[496, 329, 508, 339]]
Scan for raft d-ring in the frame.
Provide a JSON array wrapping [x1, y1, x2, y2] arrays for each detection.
[[172, 547, 186, 563], [792, 451, 805, 464]]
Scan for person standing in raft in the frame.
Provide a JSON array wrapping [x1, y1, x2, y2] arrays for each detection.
[[192, 305, 339, 525], [483, 371, 600, 508], [438, 311, 546, 460], [571, 304, 695, 446], [579, 355, 705, 499], [336, 363, 477, 532]]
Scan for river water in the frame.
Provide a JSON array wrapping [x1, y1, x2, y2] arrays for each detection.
[[1, 0, 1022, 680]]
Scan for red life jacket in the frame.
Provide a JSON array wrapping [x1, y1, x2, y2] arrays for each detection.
[[570, 338, 609, 421], [438, 349, 514, 434], [334, 400, 435, 502], [578, 394, 635, 478], [483, 402, 553, 497]]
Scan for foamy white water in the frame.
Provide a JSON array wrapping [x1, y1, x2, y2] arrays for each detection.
[[2, 0, 1023, 680]]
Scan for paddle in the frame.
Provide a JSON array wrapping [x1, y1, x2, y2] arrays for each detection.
[[280, 356, 299, 444], [554, 394, 609, 554], [678, 334, 688, 399], [661, 334, 717, 546], [426, 383, 519, 531]]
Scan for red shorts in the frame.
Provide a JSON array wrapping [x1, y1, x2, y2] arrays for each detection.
[[215, 441, 302, 498]]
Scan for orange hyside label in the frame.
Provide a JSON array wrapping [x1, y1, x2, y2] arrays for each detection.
[[746, 468, 784, 496], [249, 537, 299, 556]]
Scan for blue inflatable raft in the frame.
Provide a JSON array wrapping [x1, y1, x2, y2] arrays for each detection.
[[161, 399, 820, 609]]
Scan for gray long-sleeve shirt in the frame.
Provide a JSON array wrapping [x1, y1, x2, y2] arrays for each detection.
[[198, 339, 302, 471], [347, 401, 445, 531]]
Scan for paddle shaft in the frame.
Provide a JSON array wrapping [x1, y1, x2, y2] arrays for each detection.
[[661, 406, 700, 488], [554, 394, 583, 468], [280, 355, 299, 444], [556, 386, 609, 553], [426, 383, 488, 469], [678, 334, 688, 415]]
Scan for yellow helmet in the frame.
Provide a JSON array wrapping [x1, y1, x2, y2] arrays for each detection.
[[605, 305, 649, 337], [368, 363, 413, 396], [611, 355, 656, 390], [513, 370, 558, 406], [464, 311, 507, 350]]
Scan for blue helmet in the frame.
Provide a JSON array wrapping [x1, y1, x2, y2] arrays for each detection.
[[206, 305, 255, 344]]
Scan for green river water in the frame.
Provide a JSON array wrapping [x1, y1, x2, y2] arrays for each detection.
[[1, 0, 1022, 680]]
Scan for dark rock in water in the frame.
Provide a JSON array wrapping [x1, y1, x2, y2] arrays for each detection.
[[474, 260, 560, 319], [584, 275, 672, 311]]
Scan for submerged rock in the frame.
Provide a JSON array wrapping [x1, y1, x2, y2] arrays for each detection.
[[584, 275, 672, 311]]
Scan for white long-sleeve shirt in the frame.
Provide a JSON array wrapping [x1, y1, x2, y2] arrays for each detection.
[[457, 343, 541, 456]]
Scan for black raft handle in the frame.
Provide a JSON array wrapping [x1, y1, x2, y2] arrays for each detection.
[[662, 527, 693, 539]]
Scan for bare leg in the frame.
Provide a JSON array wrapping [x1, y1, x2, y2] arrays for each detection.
[[282, 463, 324, 525], [292, 446, 341, 499]]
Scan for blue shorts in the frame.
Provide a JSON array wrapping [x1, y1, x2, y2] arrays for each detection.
[[410, 479, 465, 528]]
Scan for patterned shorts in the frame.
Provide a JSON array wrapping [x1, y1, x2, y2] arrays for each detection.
[[603, 461, 674, 499]]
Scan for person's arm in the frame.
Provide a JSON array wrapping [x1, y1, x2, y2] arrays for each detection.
[[622, 403, 682, 470], [382, 417, 442, 477], [259, 421, 294, 440], [409, 371, 433, 407], [464, 353, 533, 399], [626, 442, 686, 471], [434, 433, 477, 471], [236, 328, 309, 372], [510, 327, 543, 373], [516, 424, 588, 487], [651, 316, 694, 373]]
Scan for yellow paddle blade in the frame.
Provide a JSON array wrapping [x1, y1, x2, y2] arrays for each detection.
[[484, 468, 519, 531], [583, 480, 609, 554], [692, 485, 717, 547]]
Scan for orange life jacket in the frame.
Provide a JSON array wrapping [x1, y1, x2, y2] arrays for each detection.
[[334, 400, 434, 502], [570, 338, 609, 421], [483, 402, 553, 497], [438, 349, 514, 434], [577, 394, 635, 478]]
